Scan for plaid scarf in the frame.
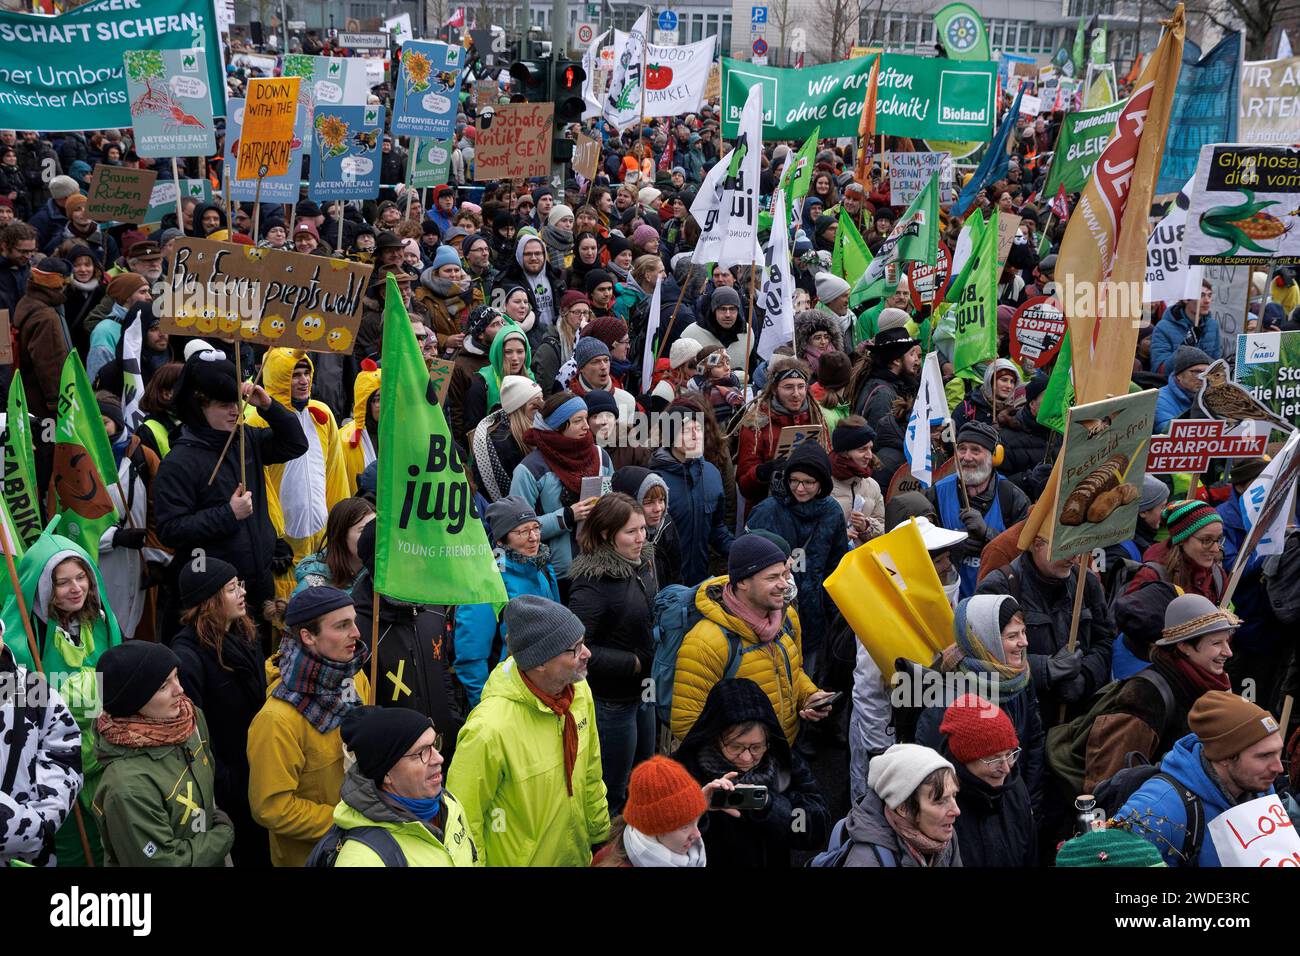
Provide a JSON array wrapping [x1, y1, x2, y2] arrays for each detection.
[[97, 696, 197, 749], [271, 636, 368, 734]]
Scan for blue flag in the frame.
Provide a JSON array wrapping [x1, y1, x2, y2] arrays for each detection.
[[951, 85, 1025, 218], [1155, 33, 1241, 195]]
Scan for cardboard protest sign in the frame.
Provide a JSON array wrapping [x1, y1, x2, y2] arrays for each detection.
[[408, 139, 453, 189], [0, 311, 10, 364], [1208, 793, 1297, 867], [887, 151, 953, 205], [391, 40, 464, 140], [308, 104, 385, 201], [85, 165, 157, 223], [996, 213, 1022, 266], [124, 48, 217, 158], [1240, 55, 1300, 145], [225, 98, 307, 204], [1185, 144, 1300, 265], [774, 424, 827, 460], [236, 77, 302, 180], [163, 238, 372, 353], [1051, 389, 1157, 561], [1235, 331, 1300, 430], [1206, 264, 1251, 357], [427, 356, 455, 404], [1009, 296, 1067, 371], [573, 131, 601, 185], [475, 103, 554, 181], [886, 457, 955, 503], [144, 178, 211, 225], [1146, 419, 1269, 474], [907, 242, 952, 310]]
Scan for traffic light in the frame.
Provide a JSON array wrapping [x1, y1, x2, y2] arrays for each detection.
[[508, 60, 549, 102], [554, 60, 586, 124]]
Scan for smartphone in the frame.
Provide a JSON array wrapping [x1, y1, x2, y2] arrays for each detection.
[[811, 692, 842, 711], [710, 784, 769, 811]]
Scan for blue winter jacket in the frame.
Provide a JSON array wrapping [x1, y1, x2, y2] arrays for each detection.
[[454, 550, 561, 710], [649, 448, 733, 587], [1218, 488, 1272, 652], [1116, 732, 1275, 867], [1150, 301, 1221, 376], [1154, 372, 1196, 434], [508, 446, 613, 577]]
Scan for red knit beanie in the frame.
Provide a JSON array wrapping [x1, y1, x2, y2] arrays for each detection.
[[584, 315, 629, 350], [940, 694, 1019, 763], [622, 756, 707, 837]]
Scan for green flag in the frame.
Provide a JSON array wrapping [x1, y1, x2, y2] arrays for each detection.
[[1072, 16, 1087, 73], [832, 208, 872, 284], [853, 172, 939, 301], [374, 274, 507, 606], [951, 209, 999, 381], [762, 129, 819, 233], [1036, 333, 1074, 434], [942, 209, 986, 306], [1090, 24, 1108, 64], [3, 371, 44, 550], [54, 352, 120, 556]]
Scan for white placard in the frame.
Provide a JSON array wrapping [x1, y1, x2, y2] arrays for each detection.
[[1208, 794, 1300, 866]]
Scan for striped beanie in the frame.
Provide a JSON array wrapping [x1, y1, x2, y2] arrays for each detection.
[[1163, 499, 1222, 545]]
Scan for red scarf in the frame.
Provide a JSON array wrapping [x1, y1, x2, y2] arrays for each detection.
[[1153, 645, 1232, 694], [830, 451, 872, 482], [524, 427, 600, 496], [521, 671, 579, 796]]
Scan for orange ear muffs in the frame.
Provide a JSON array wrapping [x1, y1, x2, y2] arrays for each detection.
[[992, 443, 1005, 467]]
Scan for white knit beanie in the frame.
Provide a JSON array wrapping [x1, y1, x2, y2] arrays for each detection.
[[500, 375, 543, 415], [670, 336, 703, 369], [814, 271, 851, 303], [866, 743, 954, 810]]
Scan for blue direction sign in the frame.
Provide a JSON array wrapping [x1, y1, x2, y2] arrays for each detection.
[[657, 9, 677, 30], [752, 36, 768, 54]]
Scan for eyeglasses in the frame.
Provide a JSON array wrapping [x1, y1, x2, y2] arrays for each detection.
[[402, 735, 445, 764], [567, 307, 593, 318], [1189, 533, 1224, 548], [788, 477, 820, 489], [978, 748, 1021, 768], [564, 640, 587, 659], [721, 739, 768, 759]]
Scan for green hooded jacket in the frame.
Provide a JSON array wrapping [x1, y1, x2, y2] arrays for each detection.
[[475, 321, 534, 412], [92, 709, 235, 867], [446, 656, 609, 867], [1, 521, 122, 865]]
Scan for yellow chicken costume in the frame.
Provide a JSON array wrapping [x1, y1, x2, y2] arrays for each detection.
[[338, 359, 380, 495], [247, 348, 350, 599]]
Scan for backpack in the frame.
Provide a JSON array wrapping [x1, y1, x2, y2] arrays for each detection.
[[1044, 668, 1176, 796], [650, 582, 793, 726], [808, 816, 897, 867], [1092, 763, 1204, 866], [1263, 528, 1300, 625], [304, 823, 408, 868]]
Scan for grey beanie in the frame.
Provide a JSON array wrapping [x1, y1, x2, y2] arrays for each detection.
[[486, 495, 540, 543], [1138, 474, 1170, 513], [711, 285, 742, 312], [573, 335, 611, 369], [1172, 345, 1213, 376], [504, 594, 585, 670]]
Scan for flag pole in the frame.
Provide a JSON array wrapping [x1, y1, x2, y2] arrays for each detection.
[[742, 261, 757, 387], [1, 528, 95, 866], [1060, 555, 1089, 722], [405, 137, 420, 221], [369, 594, 381, 707], [207, 359, 266, 486], [652, 281, 690, 367], [171, 156, 186, 229]]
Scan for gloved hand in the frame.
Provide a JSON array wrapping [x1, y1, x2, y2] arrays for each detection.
[[113, 527, 148, 550], [1057, 673, 1089, 704], [959, 506, 990, 540], [755, 458, 784, 483], [1045, 646, 1084, 686], [271, 538, 295, 575]]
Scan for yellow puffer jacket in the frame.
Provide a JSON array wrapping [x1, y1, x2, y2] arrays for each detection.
[[339, 360, 381, 494], [670, 576, 820, 745], [246, 349, 351, 595]]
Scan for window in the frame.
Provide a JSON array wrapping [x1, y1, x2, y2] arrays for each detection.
[[721, 14, 732, 57], [690, 15, 702, 44]]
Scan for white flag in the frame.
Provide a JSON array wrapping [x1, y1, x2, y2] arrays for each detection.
[[757, 190, 794, 362], [122, 308, 146, 431], [1239, 428, 1300, 557], [1280, 31, 1294, 59], [717, 82, 762, 270], [904, 352, 949, 487], [581, 29, 610, 119], [1143, 178, 1199, 305], [689, 150, 735, 266], [612, 32, 717, 118], [640, 273, 664, 392], [603, 8, 649, 131]]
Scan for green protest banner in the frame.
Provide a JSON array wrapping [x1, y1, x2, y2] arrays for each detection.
[[409, 138, 454, 188], [1037, 332, 1074, 434], [1051, 389, 1158, 561], [374, 275, 508, 607], [1235, 330, 1300, 429], [2, 371, 45, 550], [0, 0, 226, 132], [875, 54, 997, 142], [1041, 100, 1125, 195], [856, 172, 939, 296], [721, 56, 872, 140], [951, 209, 999, 380], [832, 208, 871, 284], [53, 353, 120, 557]]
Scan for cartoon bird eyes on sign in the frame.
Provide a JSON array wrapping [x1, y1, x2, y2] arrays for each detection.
[[1195, 358, 1296, 433]]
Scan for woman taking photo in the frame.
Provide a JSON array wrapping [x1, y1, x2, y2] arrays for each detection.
[[568, 493, 659, 814], [676, 678, 830, 868], [172, 558, 269, 866], [840, 743, 962, 867], [293, 497, 377, 597]]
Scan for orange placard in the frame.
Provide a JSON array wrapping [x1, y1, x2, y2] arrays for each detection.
[[236, 76, 302, 181]]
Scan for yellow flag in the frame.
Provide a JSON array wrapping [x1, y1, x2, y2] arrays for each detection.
[[824, 520, 954, 679], [1019, 5, 1186, 551]]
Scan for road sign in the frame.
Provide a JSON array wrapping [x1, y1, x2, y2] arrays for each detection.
[[337, 32, 388, 48], [654, 29, 678, 45], [752, 6, 767, 24], [752, 36, 768, 55], [575, 22, 596, 45], [657, 9, 678, 30]]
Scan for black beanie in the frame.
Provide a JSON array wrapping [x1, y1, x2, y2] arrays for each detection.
[[341, 705, 434, 787], [728, 533, 789, 584], [99, 641, 181, 717], [585, 268, 614, 294], [178, 556, 239, 610], [832, 419, 876, 453], [997, 597, 1022, 632]]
